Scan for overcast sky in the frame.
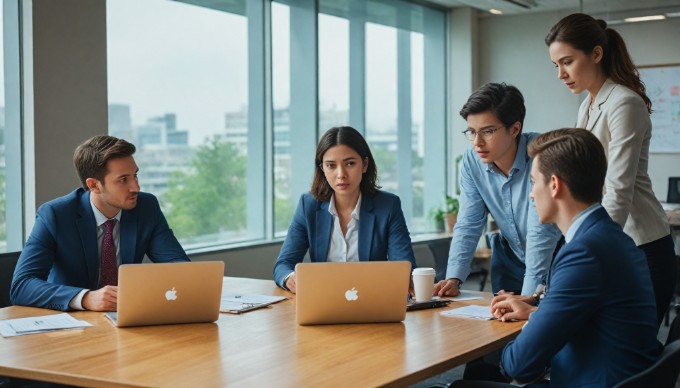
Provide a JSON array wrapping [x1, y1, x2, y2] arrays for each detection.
[[107, 0, 422, 146]]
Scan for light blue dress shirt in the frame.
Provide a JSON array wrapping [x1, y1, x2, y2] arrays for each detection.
[[446, 132, 562, 295], [564, 203, 601, 244]]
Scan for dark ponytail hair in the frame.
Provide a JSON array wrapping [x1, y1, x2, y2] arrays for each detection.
[[545, 13, 651, 113]]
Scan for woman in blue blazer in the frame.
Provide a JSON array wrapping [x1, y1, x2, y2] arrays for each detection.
[[273, 126, 416, 292], [546, 13, 676, 326]]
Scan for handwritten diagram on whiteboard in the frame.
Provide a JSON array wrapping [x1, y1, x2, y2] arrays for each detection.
[[639, 65, 680, 153]]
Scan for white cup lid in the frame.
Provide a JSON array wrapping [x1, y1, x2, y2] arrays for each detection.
[[412, 267, 436, 276]]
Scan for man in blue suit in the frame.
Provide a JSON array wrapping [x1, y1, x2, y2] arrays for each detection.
[[490, 128, 661, 386], [11, 135, 189, 312]]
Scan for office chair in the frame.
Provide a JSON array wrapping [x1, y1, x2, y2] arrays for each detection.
[[0, 252, 20, 308], [668, 177, 680, 204], [614, 314, 680, 388], [613, 340, 680, 387]]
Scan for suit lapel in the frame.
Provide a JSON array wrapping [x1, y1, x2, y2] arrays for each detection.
[[358, 195, 375, 261], [120, 208, 137, 264], [584, 80, 617, 131], [75, 190, 99, 288], [315, 201, 332, 262], [547, 207, 608, 288]]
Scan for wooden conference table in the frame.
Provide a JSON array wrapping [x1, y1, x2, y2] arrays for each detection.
[[0, 277, 523, 387]]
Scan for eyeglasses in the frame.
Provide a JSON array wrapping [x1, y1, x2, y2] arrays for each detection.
[[462, 126, 503, 141]]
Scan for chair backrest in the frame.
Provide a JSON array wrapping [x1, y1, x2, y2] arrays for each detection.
[[668, 177, 680, 204], [0, 252, 20, 308], [614, 339, 680, 387], [667, 313, 680, 346]]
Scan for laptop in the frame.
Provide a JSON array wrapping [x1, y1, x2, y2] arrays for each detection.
[[105, 261, 224, 327], [295, 261, 411, 325]]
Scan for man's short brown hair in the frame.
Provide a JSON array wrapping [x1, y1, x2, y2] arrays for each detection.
[[527, 128, 607, 204], [73, 135, 136, 189]]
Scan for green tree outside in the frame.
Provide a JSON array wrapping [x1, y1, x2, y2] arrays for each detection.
[[163, 136, 247, 239]]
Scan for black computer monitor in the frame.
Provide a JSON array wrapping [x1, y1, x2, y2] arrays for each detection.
[[668, 177, 680, 204]]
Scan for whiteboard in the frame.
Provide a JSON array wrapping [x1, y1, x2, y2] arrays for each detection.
[[639, 64, 680, 153]]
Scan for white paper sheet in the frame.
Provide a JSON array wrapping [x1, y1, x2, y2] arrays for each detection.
[[0, 313, 92, 337], [440, 305, 494, 320]]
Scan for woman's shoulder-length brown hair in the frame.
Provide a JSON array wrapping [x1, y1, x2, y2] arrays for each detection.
[[310, 126, 380, 202]]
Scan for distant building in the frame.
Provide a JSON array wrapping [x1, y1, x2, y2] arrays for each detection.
[[107, 105, 191, 198], [108, 104, 133, 142]]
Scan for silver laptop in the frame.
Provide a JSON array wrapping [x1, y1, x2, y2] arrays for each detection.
[[106, 261, 224, 327], [295, 261, 411, 325]]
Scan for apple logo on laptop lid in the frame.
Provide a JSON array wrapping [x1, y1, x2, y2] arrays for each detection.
[[165, 287, 178, 301], [344, 287, 358, 301]]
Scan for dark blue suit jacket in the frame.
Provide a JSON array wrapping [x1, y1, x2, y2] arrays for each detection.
[[501, 207, 661, 386], [11, 188, 189, 311], [273, 191, 416, 287]]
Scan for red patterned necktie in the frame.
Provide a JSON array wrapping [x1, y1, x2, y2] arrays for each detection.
[[99, 219, 118, 287]]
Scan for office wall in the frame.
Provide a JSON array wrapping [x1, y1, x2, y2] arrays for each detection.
[[478, 12, 680, 200], [26, 0, 107, 214]]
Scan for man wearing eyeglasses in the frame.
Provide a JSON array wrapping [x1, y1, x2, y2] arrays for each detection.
[[434, 83, 562, 300]]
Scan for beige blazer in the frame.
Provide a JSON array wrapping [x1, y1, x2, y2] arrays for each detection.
[[578, 79, 669, 246]]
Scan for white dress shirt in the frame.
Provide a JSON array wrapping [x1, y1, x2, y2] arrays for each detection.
[[69, 199, 122, 310], [326, 194, 362, 262]]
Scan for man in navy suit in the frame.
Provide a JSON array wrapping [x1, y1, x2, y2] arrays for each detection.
[[490, 128, 661, 386], [11, 135, 189, 312]]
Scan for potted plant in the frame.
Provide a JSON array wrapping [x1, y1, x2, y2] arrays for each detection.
[[429, 194, 460, 233], [444, 194, 459, 233], [429, 207, 446, 232]]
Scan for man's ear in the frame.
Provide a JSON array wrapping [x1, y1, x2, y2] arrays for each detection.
[[85, 178, 101, 193], [550, 174, 561, 198], [511, 121, 521, 138]]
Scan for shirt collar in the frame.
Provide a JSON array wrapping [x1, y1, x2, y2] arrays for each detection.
[[485, 133, 530, 177], [89, 196, 122, 226], [565, 203, 602, 243], [328, 193, 362, 221]]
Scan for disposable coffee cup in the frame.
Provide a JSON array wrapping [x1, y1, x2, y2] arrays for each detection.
[[412, 267, 436, 302]]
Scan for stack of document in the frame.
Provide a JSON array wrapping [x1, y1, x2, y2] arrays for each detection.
[[440, 305, 494, 320], [220, 294, 287, 314], [0, 313, 92, 337]]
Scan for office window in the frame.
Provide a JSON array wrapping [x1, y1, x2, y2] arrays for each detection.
[[1, 1, 21, 253], [318, 13, 350, 133], [272, 2, 293, 236], [108, 0, 446, 252], [107, 0, 258, 249], [0, 5, 6, 251], [272, 0, 318, 237], [318, 0, 447, 233]]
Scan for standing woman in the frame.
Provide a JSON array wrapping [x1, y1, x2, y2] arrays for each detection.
[[546, 13, 677, 325], [273, 126, 416, 293]]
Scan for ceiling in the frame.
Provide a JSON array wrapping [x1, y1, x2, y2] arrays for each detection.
[[426, 0, 680, 22]]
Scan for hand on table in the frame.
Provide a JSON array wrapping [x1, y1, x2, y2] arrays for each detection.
[[82, 286, 118, 312], [432, 279, 461, 297], [491, 298, 537, 322], [285, 273, 297, 294]]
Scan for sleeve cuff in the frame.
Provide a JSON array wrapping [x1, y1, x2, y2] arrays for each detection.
[[68, 289, 89, 310], [281, 272, 295, 290]]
